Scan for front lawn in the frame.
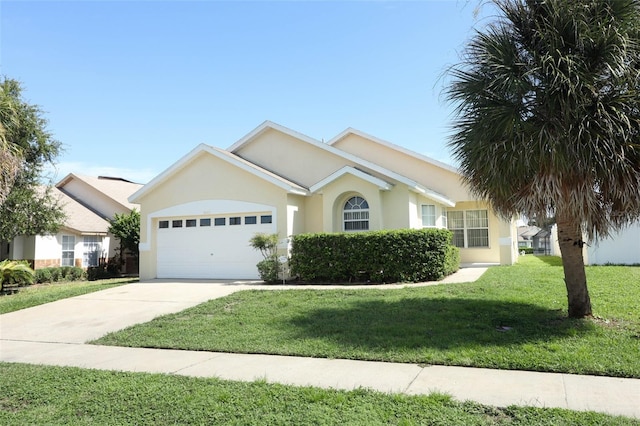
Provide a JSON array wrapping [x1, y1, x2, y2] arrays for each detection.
[[0, 278, 136, 314], [1, 363, 636, 425], [93, 257, 640, 378]]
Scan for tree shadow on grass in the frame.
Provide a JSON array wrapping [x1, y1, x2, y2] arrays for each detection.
[[288, 297, 594, 352]]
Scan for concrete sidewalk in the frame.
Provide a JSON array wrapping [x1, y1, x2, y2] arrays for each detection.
[[1, 267, 639, 420]]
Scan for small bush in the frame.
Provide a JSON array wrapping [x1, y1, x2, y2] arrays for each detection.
[[257, 258, 279, 283], [35, 268, 53, 283], [87, 265, 119, 281], [66, 267, 85, 281], [49, 267, 62, 282], [520, 247, 534, 255]]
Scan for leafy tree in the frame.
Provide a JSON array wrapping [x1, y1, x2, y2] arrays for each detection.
[[0, 77, 65, 241], [108, 209, 140, 260], [447, 0, 640, 318]]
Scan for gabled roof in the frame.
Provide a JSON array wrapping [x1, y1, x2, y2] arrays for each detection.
[[55, 189, 110, 234], [327, 127, 460, 174], [57, 174, 143, 211], [228, 121, 456, 207], [129, 143, 309, 203], [227, 120, 322, 152], [310, 166, 393, 193]]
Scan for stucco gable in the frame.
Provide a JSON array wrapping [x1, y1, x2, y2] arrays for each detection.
[[129, 143, 309, 203], [226, 121, 455, 205], [327, 128, 471, 201], [328, 128, 459, 174], [310, 166, 393, 193]]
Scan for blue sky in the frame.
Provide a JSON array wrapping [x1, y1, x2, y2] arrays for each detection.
[[1, 1, 493, 184]]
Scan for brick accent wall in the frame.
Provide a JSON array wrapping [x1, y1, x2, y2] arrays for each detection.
[[33, 259, 61, 269]]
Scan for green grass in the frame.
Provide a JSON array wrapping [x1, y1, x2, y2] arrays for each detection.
[[93, 257, 640, 378], [0, 278, 136, 314], [1, 363, 636, 425]]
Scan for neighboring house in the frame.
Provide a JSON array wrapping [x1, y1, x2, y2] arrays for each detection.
[[0, 174, 142, 269], [517, 225, 552, 254], [548, 221, 640, 265], [585, 221, 640, 265], [130, 121, 519, 280]]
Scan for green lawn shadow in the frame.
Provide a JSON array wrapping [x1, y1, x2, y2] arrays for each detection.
[[289, 297, 592, 351]]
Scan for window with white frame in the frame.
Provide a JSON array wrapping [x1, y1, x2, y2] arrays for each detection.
[[421, 204, 436, 227], [343, 196, 369, 231], [447, 210, 489, 248], [83, 236, 102, 267], [61, 235, 75, 266]]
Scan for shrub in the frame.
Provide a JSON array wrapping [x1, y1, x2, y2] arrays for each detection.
[[35, 267, 53, 283], [444, 245, 460, 276], [256, 259, 279, 283], [290, 228, 459, 284], [49, 267, 62, 282], [66, 267, 85, 281], [250, 233, 281, 283], [34, 266, 86, 283], [87, 264, 119, 281]]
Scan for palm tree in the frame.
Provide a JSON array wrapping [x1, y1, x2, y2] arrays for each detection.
[[447, 0, 640, 318]]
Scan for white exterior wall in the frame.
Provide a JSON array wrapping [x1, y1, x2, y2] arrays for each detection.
[[34, 234, 63, 260], [587, 222, 640, 265]]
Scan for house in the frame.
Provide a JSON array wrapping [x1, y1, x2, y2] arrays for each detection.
[[0, 174, 143, 269], [517, 225, 552, 254], [548, 221, 640, 265], [130, 121, 519, 280]]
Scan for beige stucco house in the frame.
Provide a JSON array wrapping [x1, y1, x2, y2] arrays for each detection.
[[131, 121, 519, 280], [1, 174, 142, 269]]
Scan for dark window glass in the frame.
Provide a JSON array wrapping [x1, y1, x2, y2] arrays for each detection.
[[186, 219, 197, 227], [214, 218, 226, 226], [159, 221, 169, 229], [172, 220, 183, 228], [200, 218, 211, 227], [260, 215, 272, 224], [229, 217, 241, 225], [245, 216, 257, 225]]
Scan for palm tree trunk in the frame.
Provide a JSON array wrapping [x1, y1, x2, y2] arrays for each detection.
[[556, 213, 592, 318]]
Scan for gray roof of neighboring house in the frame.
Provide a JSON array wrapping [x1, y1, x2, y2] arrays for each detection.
[[55, 188, 110, 234], [57, 174, 143, 211], [517, 226, 545, 241]]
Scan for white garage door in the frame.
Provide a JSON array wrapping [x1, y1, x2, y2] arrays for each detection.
[[156, 213, 275, 279]]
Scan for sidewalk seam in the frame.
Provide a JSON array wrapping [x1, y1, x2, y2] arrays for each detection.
[[402, 364, 426, 394]]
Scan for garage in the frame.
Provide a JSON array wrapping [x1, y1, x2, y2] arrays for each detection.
[[156, 213, 275, 279]]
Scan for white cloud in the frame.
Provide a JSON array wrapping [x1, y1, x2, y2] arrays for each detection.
[[44, 162, 158, 185]]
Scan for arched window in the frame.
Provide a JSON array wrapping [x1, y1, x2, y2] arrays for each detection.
[[343, 196, 369, 231]]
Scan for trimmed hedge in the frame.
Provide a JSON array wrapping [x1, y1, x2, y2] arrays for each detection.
[[289, 228, 459, 284], [34, 266, 85, 284]]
